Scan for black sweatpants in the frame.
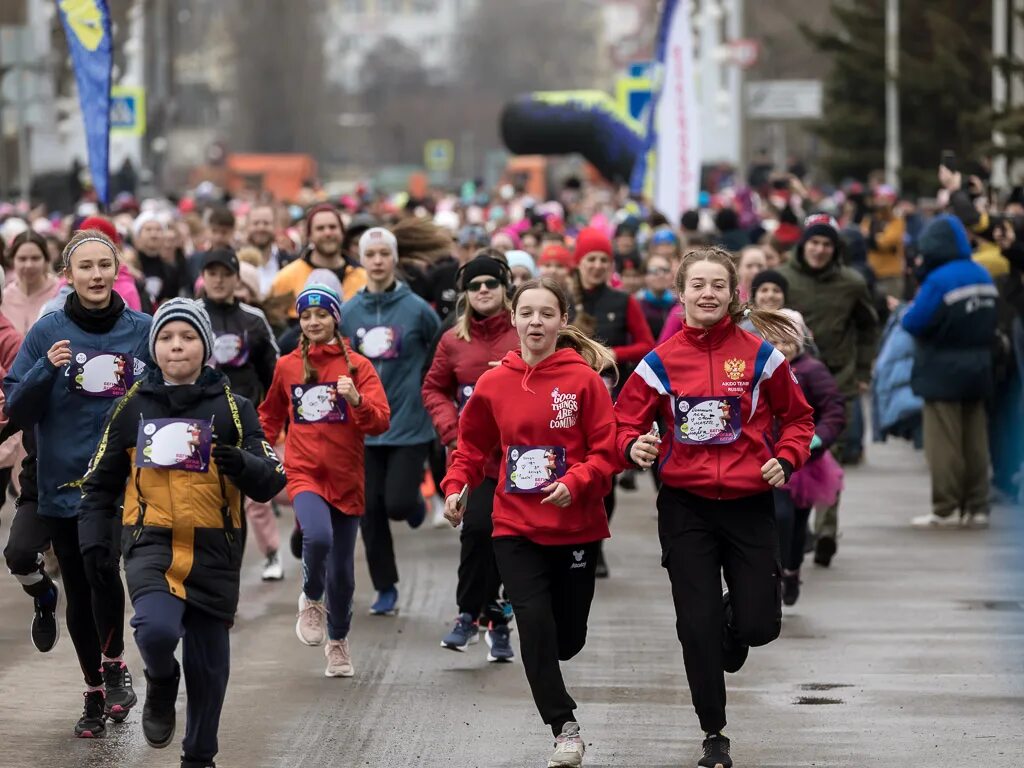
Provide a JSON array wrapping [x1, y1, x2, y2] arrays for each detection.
[[456, 477, 505, 625], [361, 442, 431, 591], [3, 500, 125, 688], [657, 486, 782, 735], [493, 536, 599, 736]]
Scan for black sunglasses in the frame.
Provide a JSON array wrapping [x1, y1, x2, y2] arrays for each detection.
[[466, 278, 502, 292]]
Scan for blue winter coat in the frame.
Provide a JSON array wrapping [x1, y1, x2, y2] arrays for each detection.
[[872, 306, 922, 440], [3, 304, 152, 517], [340, 281, 441, 446]]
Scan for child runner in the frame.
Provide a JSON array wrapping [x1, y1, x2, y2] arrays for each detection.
[[2, 229, 151, 737], [441, 276, 619, 768], [77, 298, 285, 767], [340, 227, 440, 615], [422, 255, 520, 660], [259, 284, 390, 676], [616, 247, 814, 768]]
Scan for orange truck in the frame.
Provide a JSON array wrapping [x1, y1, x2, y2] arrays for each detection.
[[189, 154, 318, 201]]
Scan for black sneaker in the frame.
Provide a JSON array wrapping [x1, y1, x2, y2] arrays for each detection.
[[721, 591, 748, 674], [181, 759, 216, 768], [698, 733, 732, 768], [595, 547, 609, 579], [290, 525, 303, 560], [813, 535, 836, 567], [143, 664, 180, 749], [782, 571, 801, 606], [103, 660, 138, 722], [74, 690, 107, 738], [619, 469, 638, 491], [31, 582, 60, 653]]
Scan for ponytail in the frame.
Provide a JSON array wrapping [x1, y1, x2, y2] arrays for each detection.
[[300, 334, 317, 384], [557, 325, 617, 382], [569, 270, 597, 337], [334, 330, 358, 376], [735, 305, 801, 347]]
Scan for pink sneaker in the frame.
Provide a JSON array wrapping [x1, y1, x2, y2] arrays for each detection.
[[325, 639, 354, 678], [295, 593, 326, 646]]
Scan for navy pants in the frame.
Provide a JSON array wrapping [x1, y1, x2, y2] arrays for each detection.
[[131, 591, 230, 764], [294, 491, 360, 640]]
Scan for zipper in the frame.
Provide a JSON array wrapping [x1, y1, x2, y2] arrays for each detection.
[[705, 338, 721, 500]]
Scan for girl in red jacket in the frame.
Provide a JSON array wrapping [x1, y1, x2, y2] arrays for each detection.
[[421, 255, 520, 660], [258, 285, 390, 678], [616, 247, 814, 768], [442, 276, 619, 768]]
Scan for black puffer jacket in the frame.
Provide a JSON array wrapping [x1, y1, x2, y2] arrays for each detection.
[[203, 297, 279, 404]]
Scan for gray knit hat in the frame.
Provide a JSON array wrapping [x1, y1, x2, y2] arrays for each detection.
[[150, 298, 215, 363]]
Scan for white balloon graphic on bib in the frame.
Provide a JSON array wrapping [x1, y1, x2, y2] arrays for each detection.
[[80, 354, 124, 393], [298, 385, 335, 421], [360, 327, 396, 357], [147, 421, 199, 467]]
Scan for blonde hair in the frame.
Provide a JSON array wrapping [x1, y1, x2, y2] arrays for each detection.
[[454, 248, 512, 342], [675, 246, 800, 344], [511, 277, 617, 376], [236, 245, 263, 268]]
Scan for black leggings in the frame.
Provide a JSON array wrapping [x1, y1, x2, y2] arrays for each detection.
[[361, 442, 431, 591], [456, 477, 505, 625], [773, 488, 811, 572], [3, 501, 125, 688]]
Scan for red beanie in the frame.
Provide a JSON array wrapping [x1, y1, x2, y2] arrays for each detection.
[[78, 215, 122, 245], [305, 203, 345, 235], [573, 227, 613, 265], [538, 243, 574, 269]]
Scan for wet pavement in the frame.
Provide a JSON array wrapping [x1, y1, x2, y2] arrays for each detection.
[[1, 437, 1021, 767]]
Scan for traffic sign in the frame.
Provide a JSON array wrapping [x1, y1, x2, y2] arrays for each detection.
[[615, 76, 652, 125], [726, 38, 760, 69], [110, 85, 146, 136], [745, 79, 822, 120], [424, 139, 454, 172]]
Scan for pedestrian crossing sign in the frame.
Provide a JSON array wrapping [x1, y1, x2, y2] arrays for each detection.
[[110, 86, 146, 136], [424, 140, 454, 173]]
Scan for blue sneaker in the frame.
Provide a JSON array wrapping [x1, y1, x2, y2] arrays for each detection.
[[407, 494, 427, 529], [369, 587, 399, 616], [440, 612, 479, 650], [485, 624, 514, 663]]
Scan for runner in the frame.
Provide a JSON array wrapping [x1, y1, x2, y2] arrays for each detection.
[[2, 230, 61, 336], [259, 284, 390, 676], [77, 298, 285, 767], [421, 255, 519, 661], [441, 276, 619, 768], [615, 247, 814, 768], [340, 227, 441, 615], [2, 229, 151, 737]]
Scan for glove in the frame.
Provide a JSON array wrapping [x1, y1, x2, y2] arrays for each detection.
[[82, 545, 117, 589], [809, 434, 823, 452], [212, 443, 245, 477]]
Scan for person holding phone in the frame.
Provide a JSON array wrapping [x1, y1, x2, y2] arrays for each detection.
[[441, 277, 619, 768]]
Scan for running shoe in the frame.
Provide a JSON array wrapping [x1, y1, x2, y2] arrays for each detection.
[[369, 586, 399, 616], [102, 660, 138, 721], [910, 512, 963, 530], [430, 494, 448, 528], [407, 494, 427, 529], [781, 570, 801, 607], [31, 581, 60, 653], [698, 733, 732, 768], [485, 623, 514, 663], [963, 512, 990, 529], [813, 534, 837, 566], [441, 612, 479, 650], [548, 721, 585, 767], [325, 639, 355, 678], [618, 469, 637, 491], [180, 759, 216, 768], [261, 551, 284, 581], [75, 690, 107, 738], [721, 590, 748, 674], [296, 593, 327, 646], [594, 547, 609, 579], [142, 665, 179, 748]]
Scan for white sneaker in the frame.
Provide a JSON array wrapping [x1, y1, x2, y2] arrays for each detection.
[[261, 551, 284, 581], [964, 512, 990, 529], [548, 722, 585, 767], [910, 512, 962, 529], [324, 638, 354, 677], [430, 495, 448, 528], [296, 593, 326, 646]]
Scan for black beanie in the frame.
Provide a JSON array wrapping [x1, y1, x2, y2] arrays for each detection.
[[750, 269, 788, 302], [456, 255, 509, 292]]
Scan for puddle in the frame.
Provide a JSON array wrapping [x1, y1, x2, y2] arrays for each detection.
[[956, 600, 1024, 611], [799, 683, 854, 691], [794, 696, 843, 705]]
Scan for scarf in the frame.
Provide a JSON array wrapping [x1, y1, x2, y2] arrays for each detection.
[[65, 290, 126, 335]]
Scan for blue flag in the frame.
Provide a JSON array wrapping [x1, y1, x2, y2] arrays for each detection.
[[56, 0, 113, 205]]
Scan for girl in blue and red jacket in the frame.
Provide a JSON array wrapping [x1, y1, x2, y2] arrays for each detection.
[[421, 255, 520, 660], [616, 247, 814, 768], [259, 284, 390, 679], [441, 276, 619, 768]]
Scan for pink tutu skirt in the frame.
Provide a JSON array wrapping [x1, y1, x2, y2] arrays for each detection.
[[786, 451, 844, 508]]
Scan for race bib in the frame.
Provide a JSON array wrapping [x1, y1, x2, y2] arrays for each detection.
[[211, 332, 249, 367], [144, 275, 163, 300], [67, 350, 134, 397], [356, 326, 401, 359], [505, 445, 567, 494], [456, 383, 475, 413], [673, 396, 742, 445], [136, 418, 212, 472], [291, 383, 348, 424]]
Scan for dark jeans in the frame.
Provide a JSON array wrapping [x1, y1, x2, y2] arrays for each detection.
[[294, 492, 361, 640], [131, 591, 230, 764], [493, 536, 599, 736], [657, 486, 782, 735], [4, 501, 125, 687], [456, 477, 505, 625], [361, 442, 431, 591]]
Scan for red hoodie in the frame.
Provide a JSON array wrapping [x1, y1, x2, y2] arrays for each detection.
[[259, 340, 390, 515], [441, 347, 616, 546], [615, 315, 814, 500]]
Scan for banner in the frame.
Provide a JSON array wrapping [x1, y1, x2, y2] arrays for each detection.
[[630, 0, 701, 219], [57, 0, 113, 205]]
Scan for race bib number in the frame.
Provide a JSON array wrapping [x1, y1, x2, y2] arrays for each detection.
[[456, 383, 475, 413], [673, 396, 742, 445], [356, 326, 401, 359], [136, 418, 212, 472], [67, 350, 134, 397], [211, 332, 249, 367], [291, 383, 348, 424], [505, 445, 567, 494]]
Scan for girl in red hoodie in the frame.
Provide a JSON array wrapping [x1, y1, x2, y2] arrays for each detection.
[[258, 285, 390, 678], [421, 255, 520, 660], [615, 247, 814, 768], [442, 276, 619, 768]]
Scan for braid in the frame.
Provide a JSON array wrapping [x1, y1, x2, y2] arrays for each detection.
[[300, 334, 317, 384], [335, 331, 358, 375]]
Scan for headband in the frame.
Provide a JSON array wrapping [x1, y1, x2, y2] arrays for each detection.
[[63, 237, 118, 269]]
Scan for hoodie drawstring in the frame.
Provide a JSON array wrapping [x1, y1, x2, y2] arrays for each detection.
[[521, 366, 537, 394]]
